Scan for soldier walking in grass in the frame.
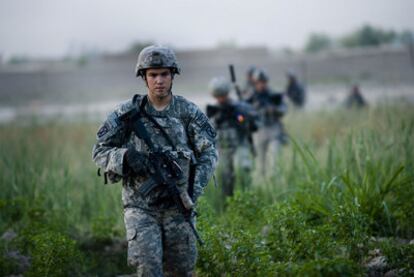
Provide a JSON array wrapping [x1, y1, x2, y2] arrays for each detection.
[[247, 68, 288, 179], [92, 45, 218, 277], [285, 70, 306, 108], [241, 65, 257, 100], [345, 84, 367, 109], [206, 77, 258, 199]]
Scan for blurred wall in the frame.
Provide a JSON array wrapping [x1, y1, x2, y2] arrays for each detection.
[[0, 46, 413, 106]]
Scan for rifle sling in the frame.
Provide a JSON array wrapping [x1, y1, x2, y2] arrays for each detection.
[[138, 95, 176, 151], [129, 94, 195, 198]]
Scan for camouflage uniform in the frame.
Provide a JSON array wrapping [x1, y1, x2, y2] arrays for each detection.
[[247, 73, 287, 179], [207, 77, 257, 198], [240, 67, 255, 101], [286, 72, 306, 108], [92, 46, 218, 277], [345, 84, 367, 108], [242, 80, 255, 101]]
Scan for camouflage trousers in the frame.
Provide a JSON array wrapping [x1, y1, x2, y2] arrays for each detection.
[[217, 144, 253, 199], [124, 207, 197, 277], [253, 123, 282, 180]]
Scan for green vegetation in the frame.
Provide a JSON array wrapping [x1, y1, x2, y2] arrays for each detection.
[[341, 25, 399, 48], [304, 33, 333, 53], [304, 24, 414, 53], [1, 103, 413, 276]]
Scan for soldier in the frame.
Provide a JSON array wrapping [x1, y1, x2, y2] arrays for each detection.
[[241, 65, 257, 100], [247, 69, 287, 179], [92, 45, 218, 277], [285, 70, 306, 108], [345, 84, 367, 108], [206, 77, 258, 199]]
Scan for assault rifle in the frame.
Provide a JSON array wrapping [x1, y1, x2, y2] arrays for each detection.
[[270, 93, 283, 106], [227, 64, 257, 155], [206, 104, 238, 127], [229, 64, 242, 100], [120, 102, 204, 246], [143, 150, 203, 246]]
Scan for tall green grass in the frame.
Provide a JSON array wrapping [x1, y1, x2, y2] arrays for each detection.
[[198, 104, 414, 275], [0, 123, 123, 235], [0, 103, 413, 275]]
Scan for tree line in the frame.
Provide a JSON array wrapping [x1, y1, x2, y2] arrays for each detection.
[[304, 24, 414, 53]]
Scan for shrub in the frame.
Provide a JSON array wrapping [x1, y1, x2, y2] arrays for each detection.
[[26, 230, 84, 277], [379, 239, 414, 274]]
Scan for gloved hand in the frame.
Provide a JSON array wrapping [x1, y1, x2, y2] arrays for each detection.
[[124, 149, 150, 176]]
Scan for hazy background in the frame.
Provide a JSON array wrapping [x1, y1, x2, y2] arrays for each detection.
[[0, 0, 414, 122], [1, 0, 414, 58]]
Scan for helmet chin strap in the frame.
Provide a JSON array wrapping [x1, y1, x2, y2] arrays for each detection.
[[167, 72, 174, 94], [157, 84, 173, 100], [168, 78, 174, 93]]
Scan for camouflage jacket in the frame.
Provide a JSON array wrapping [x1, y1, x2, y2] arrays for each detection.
[[247, 89, 287, 127], [92, 94, 218, 210], [207, 99, 258, 149], [286, 79, 306, 106], [242, 81, 255, 100]]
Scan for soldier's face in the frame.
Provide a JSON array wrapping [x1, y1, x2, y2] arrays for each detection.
[[254, 80, 267, 92], [145, 68, 173, 98], [215, 95, 229, 105]]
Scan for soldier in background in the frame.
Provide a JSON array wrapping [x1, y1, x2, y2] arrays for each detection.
[[241, 65, 257, 100], [92, 45, 218, 276], [285, 70, 306, 108], [345, 84, 367, 108], [247, 69, 288, 179], [206, 77, 258, 199]]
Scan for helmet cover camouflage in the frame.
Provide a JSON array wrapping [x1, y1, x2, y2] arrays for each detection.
[[209, 77, 231, 97], [135, 45, 181, 77]]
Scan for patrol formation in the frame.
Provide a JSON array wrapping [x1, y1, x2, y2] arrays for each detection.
[[92, 45, 368, 276]]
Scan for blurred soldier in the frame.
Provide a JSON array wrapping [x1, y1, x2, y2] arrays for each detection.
[[345, 84, 367, 108], [247, 69, 287, 179], [206, 77, 258, 199], [242, 65, 257, 100], [285, 70, 306, 108], [92, 45, 218, 277]]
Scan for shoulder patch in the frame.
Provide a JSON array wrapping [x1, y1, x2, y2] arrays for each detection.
[[97, 122, 110, 138], [202, 120, 217, 139], [194, 111, 216, 139], [96, 110, 125, 141], [193, 106, 217, 139], [193, 109, 208, 124]]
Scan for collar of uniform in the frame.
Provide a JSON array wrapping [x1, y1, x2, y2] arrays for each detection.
[[144, 93, 175, 116]]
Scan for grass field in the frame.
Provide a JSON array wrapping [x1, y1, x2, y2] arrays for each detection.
[[1, 102, 413, 276]]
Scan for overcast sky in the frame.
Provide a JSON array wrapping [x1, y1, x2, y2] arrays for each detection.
[[1, 0, 413, 58]]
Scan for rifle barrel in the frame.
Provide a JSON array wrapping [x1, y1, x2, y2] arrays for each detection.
[[228, 64, 242, 100]]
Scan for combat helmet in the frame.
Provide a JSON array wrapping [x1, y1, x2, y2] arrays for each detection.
[[209, 77, 231, 97], [286, 69, 297, 79], [252, 68, 269, 82], [135, 45, 181, 77], [247, 65, 257, 77]]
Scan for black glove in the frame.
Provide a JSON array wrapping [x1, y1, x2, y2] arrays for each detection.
[[124, 149, 150, 175]]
